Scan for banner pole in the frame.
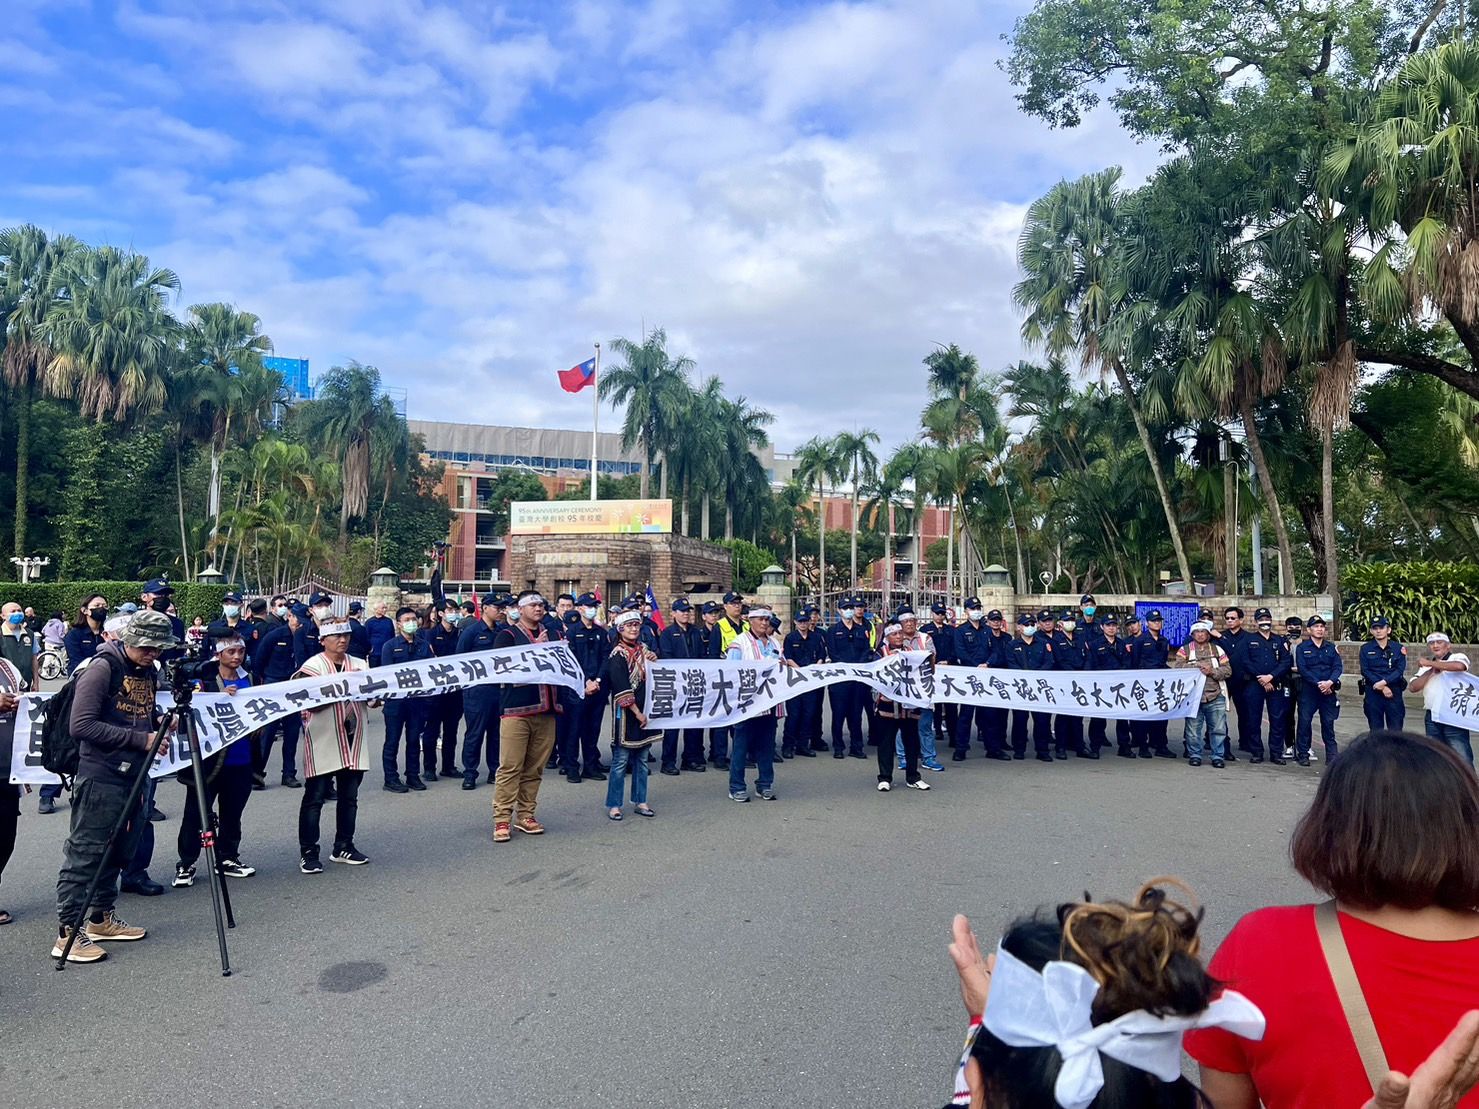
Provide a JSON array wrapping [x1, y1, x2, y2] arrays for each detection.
[[591, 343, 601, 502]]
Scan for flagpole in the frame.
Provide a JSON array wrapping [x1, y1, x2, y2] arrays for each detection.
[[591, 342, 600, 502]]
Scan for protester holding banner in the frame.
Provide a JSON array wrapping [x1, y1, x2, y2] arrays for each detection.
[[604, 611, 658, 820], [1410, 633, 1474, 765], [489, 591, 562, 842], [294, 619, 373, 873], [873, 622, 930, 793], [1173, 622, 1232, 768], [725, 607, 792, 802], [174, 633, 258, 887], [895, 608, 945, 771]]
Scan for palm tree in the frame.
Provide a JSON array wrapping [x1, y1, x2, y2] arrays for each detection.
[[297, 361, 396, 544], [719, 395, 774, 540], [41, 244, 179, 425], [795, 435, 843, 608], [1015, 168, 1196, 590], [862, 462, 909, 614], [183, 302, 273, 540], [832, 428, 880, 590], [777, 479, 810, 592], [600, 327, 693, 499], [0, 225, 79, 563], [883, 442, 934, 608]]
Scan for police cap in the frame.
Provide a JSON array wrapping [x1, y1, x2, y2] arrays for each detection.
[[1146, 609, 1164, 622], [701, 601, 721, 614], [671, 598, 692, 613], [964, 596, 982, 609], [223, 591, 243, 603], [1079, 593, 1095, 605], [1103, 613, 1120, 626], [309, 591, 333, 606], [1253, 606, 1273, 622], [1370, 615, 1390, 629], [723, 591, 743, 604], [143, 577, 174, 595], [1306, 614, 1326, 627], [1036, 608, 1054, 622], [575, 592, 598, 607], [481, 592, 501, 607], [930, 601, 947, 615], [986, 609, 1003, 620]]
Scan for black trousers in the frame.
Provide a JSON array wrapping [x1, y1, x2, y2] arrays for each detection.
[[0, 783, 18, 893], [1011, 711, 1053, 756], [1054, 714, 1085, 754], [298, 769, 365, 857], [1130, 719, 1169, 752], [420, 690, 463, 773], [177, 762, 253, 865], [255, 712, 301, 778], [874, 715, 921, 784], [829, 683, 868, 753], [562, 694, 607, 772]]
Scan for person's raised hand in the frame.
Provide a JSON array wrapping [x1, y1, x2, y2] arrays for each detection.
[[948, 913, 993, 1018], [1364, 1010, 1479, 1109]]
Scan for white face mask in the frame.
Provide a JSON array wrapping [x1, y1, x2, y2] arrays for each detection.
[[839, 608, 855, 620], [313, 605, 332, 619], [584, 606, 599, 620], [274, 606, 288, 617], [967, 609, 984, 621], [401, 619, 419, 634], [223, 605, 240, 619], [1022, 626, 1037, 638], [1060, 619, 1076, 632]]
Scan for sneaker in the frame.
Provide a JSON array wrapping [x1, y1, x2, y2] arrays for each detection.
[[52, 927, 106, 963], [757, 788, 777, 801], [906, 779, 932, 791], [85, 911, 146, 943], [877, 781, 892, 792], [493, 822, 511, 842], [514, 816, 545, 835], [37, 797, 57, 815], [172, 863, 196, 888], [1282, 746, 1295, 760], [729, 791, 751, 803], [330, 846, 370, 865], [300, 854, 324, 874], [896, 760, 906, 771], [923, 758, 946, 772], [219, 858, 256, 879]]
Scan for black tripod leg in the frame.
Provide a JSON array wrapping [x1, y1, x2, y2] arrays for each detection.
[[55, 716, 167, 970], [181, 710, 232, 976]]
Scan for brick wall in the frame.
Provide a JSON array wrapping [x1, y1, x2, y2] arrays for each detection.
[[507, 533, 732, 602]]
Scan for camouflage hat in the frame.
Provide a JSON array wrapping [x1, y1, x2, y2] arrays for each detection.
[[121, 609, 180, 650]]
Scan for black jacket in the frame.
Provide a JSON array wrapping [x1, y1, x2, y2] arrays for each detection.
[[70, 642, 159, 783]]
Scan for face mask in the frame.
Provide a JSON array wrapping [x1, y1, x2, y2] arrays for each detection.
[[313, 605, 332, 619], [401, 620, 419, 635], [223, 605, 240, 619], [584, 607, 599, 620], [89, 607, 108, 622], [967, 609, 983, 621], [1083, 605, 1096, 616], [149, 598, 170, 613], [1022, 626, 1037, 638], [1060, 619, 1076, 632], [840, 608, 855, 620], [275, 606, 288, 617], [6, 613, 23, 626]]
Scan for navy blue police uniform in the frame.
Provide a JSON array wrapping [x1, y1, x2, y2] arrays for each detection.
[[1358, 617, 1407, 731], [1008, 612, 1055, 759], [421, 614, 464, 779], [564, 593, 610, 779], [1130, 611, 1175, 756], [826, 597, 874, 757], [456, 597, 507, 787], [782, 609, 827, 756], [927, 603, 959, 743], [951, 602, 1007, 759], [701, 601, 734, 767], [1051, 613, 1090, 758], [1214, 617, 1251, 755], [1295, 617, 1342, 764], [1085, 615, 1128, 753], [251, 613, 303, 784], [1236, 609, 1293, 762], [657, 599, 707, 772], [380, 626, 434, 788]]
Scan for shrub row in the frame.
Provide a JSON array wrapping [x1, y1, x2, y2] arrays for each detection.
[[1342, 561, 1479, 644], [1, 581, 231, 624]]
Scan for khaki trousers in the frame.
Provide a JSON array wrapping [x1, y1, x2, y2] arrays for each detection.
[[493, 713, 557, 823]]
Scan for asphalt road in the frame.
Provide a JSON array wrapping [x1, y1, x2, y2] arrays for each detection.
[[2, 704, 1366, 1108]]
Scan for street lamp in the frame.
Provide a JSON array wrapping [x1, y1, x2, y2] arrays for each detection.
[[10, 555, 49, 582]]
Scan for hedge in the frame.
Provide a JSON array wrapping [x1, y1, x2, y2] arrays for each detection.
[[0, 581, 232, 624], [1342, 561, 1479, 644]]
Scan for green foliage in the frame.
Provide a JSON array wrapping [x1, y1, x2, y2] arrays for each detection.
[[554, 474, 642, 501], [1342, 562, 1479, 644], [480, 471, 548, 535], [925, 537, 949, 572], [714, 538, 779, 594], [2, 581, 230, 624]]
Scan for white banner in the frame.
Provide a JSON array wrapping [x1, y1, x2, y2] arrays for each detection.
[[643, 652, 935, 729], [8, 641, 585, 786], [643, 657, 1207, 729], [932, 665, 1206, 721], [1428, 670, 1479, 731]]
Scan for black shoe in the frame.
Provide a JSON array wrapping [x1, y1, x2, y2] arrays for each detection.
[[682, 762, 705, 773], [583, 767, 607, 780], [987, 752, 1013, 761], [1138, 750, 1153, 759], [384, 778, 410, 794], [1223, 751, 1238, 763], [441, 765, 458, 778], [1270, 757, 1287, 765], [566, 771, 582, 784], [406, 776, 427, 791], [1211, 759, 1225, 768], [660, 766, 680, 776], [1012, 752, 1026, 760], [1117, 749, 1136, 759], [780, 748, 795, 759], [810, 741, 829, 752], [794, 747, 816, 757], [251, 771, 267, 790], [1035, 754, 1054, 763], [423, 769, 439, 782], [1250, 755, 1265, 764], [1153, 749, 1177, 760], [121, 877, 164, 897], [148, 806, 166, 822], [545, 756, 557, 770], [1296, 756, 1311, 766], [1053, 750, 1068, 760], [486, 772, 497, 783], [833, 750, 845, 759], [951, 750, 967, 762], [1189, 757, 1202, 767], [713, 757, 730, 770], [461, 774, 477, 790], [849, 750, 867, 760], [281, 774, 302, 788]]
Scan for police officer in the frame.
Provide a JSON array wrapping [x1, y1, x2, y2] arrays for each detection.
[[1128, 609, 1175, 758], [1236, 607, 1292, 765], [1085, 613, 1129, 755], [1052, 609, 1091, 758], [1294, 614, 1342, 766], [346, 601, 371, 659], [205, 591, 255, 653], [563, 593, 610, 783], [698, 600, 731, 768], [421, 600, 465, 780], [980, 610, 1014, 760], [457, 592, 508, 789], [1358, 615, 1407, 731], [658, 598, 707, 774], [927, 601, 959, 746], [1214, 607, 1249, 759], [783, 608, 826, 757], [951, 598, 993, 761], [294, 591, 334, 667], [1280, 615, 1306, 758], [250, 603, 304, 788], [381, 606, 433, 792], [141, 577, 186, 667], [827, 595, 874, 759], [1077, 594, 1105, 648], [1010, 609, 1056, 761]]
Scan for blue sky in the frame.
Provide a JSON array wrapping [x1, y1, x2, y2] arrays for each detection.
[[2, 0, 1157, 452]]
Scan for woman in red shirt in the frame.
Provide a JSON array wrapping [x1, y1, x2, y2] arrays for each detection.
[[1188, 730, 1479, 1108]]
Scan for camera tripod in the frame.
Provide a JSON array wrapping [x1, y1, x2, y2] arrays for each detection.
[[55, 674, 236, 975]]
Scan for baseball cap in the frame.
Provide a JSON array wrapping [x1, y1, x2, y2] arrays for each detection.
[[722, 591, 743, 604], [986, 609, 1003, 620], [223, 591, 243, 603], [142, 577, 174, 595], [930, 602, 947, 615], [1254, 607, 1273, 622], [1080, 593, 1095, 605], [964, 596, 982, 609], [1036, 608, 1054, 621], [1146, 609, 1164, 622], [1369, 615, 1390, 628], [700, 601, 721, 614], [309, 591, 333, 606], [1306, 614, 1326, 627], [347, 600, 363, 614], [575, 592, 598, 607]]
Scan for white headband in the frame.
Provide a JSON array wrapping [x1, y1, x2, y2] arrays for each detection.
[[613, 610, 642, 627], [1190, 621, 1213, 633], [317, 621, 352, 637], [518, 593, 546, 608], [1428, 632, 1451, 644], [981, 943, 1265, 1109], [884, 622, 903, 636], [747, 608, 774, 621]]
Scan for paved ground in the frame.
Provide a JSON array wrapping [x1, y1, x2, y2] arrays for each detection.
[[2, 704, 1371, 1108]]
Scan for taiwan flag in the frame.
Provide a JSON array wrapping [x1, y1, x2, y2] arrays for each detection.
[[645, 584, 666, 631], [557, 357, 596, 393]]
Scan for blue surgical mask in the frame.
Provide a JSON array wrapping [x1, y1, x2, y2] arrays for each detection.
[[5, 613, 23, 626], [584, 606, 599, 620], [1083, 605, 1096, 617], [840, 608, 855, 620], [1022, 625, 1037, 638], [223, 605, 240, 619], [967, 609, 984, 622], [274, 605, 288, 617]]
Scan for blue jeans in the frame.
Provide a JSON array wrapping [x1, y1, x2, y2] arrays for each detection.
[[902, 708, 939, 762], [730, 716, 776, 795], [605, 744, 650, 807], [1183, 696, 1228, 761], [1425, 711, 1475, 765]]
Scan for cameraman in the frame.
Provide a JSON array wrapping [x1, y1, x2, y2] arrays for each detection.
[[171, 633, 258, 889], [52, 610, 177, 964], [1293, 614, 1342, 767]]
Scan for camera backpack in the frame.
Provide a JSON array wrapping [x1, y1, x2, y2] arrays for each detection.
[[39, 651, 126, 786]]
